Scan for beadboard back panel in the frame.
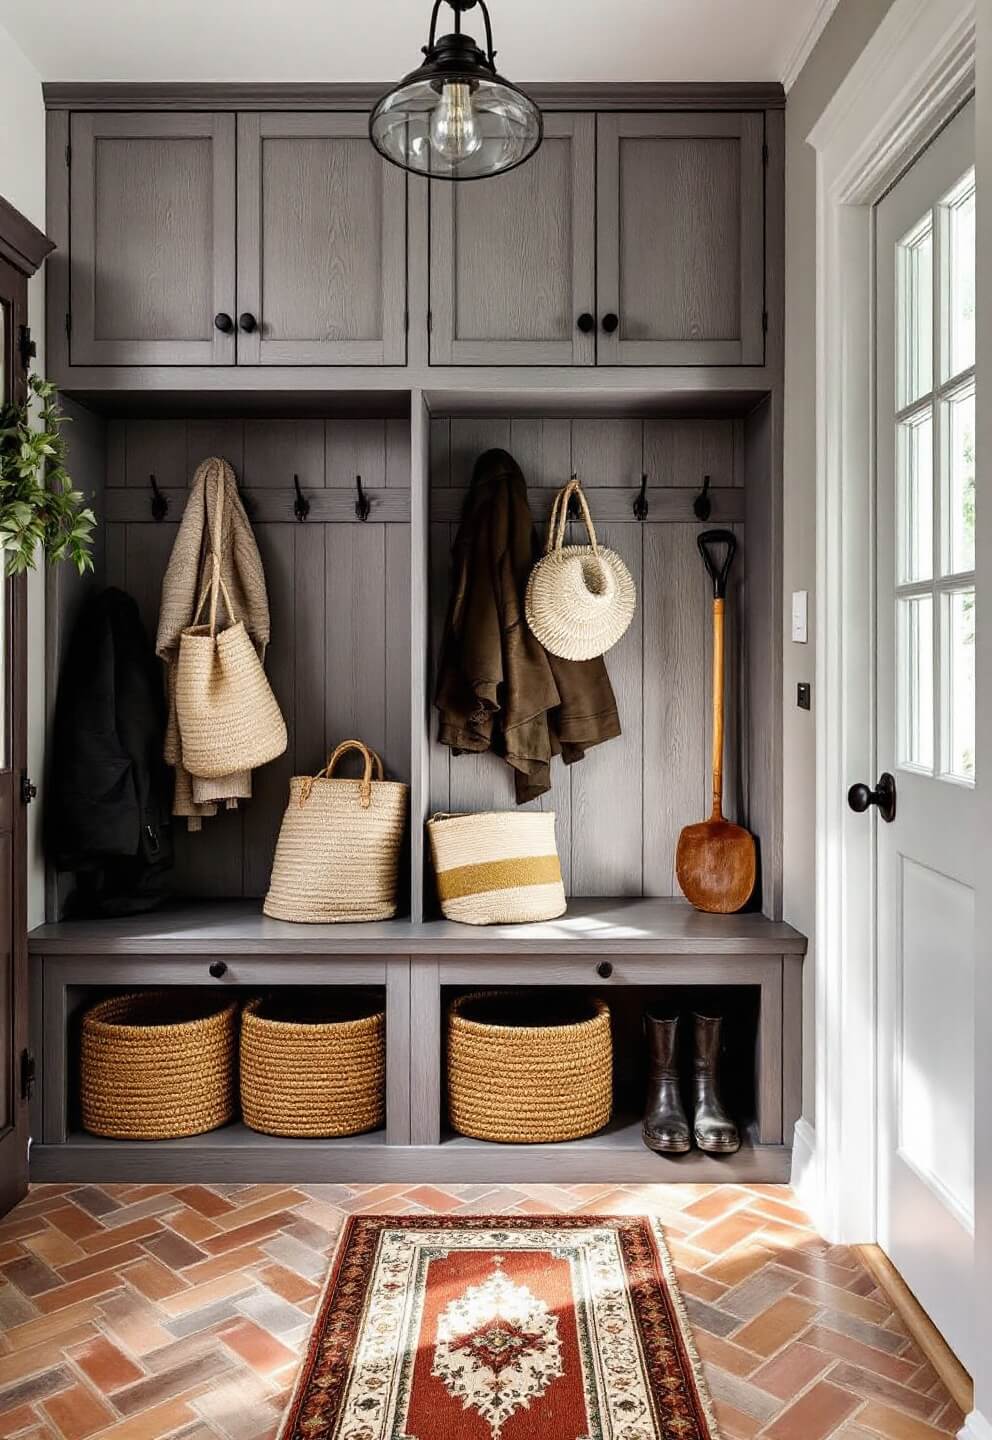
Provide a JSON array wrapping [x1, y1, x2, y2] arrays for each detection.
[[427, 414, 774, 905], [101, 416, 411, 902]]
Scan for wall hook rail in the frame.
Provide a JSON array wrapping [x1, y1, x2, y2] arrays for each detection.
[[293, 473, 310, 522], [633, 472, 649, 521], [355, 474, 371, 522], [149, 473, 168, 521], [694, 475, 712, 521]]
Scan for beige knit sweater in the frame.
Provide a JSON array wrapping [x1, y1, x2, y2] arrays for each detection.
[[155, 457, 271, 830]]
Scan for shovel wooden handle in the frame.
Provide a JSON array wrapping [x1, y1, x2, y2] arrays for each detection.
[[711, 597, 725, 821]]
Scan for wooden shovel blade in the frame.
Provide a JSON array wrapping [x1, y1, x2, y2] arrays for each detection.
[[676, 819, 757, 914]]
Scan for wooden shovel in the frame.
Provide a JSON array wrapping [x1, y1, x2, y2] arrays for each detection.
[[676, 530, 756, 914]]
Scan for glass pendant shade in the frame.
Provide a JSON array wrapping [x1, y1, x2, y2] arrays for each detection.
[[370, 2, 542, 181]]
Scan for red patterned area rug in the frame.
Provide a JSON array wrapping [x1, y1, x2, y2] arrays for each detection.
[[280, 1214, 719, 1440]]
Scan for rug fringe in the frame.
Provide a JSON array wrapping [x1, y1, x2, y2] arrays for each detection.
[[650, 1216, 724, 1440]]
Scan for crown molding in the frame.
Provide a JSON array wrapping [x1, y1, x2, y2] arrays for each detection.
[[42, 80, 785, 112], [781, 0, 842, 92], [0, 194, 54, 278]]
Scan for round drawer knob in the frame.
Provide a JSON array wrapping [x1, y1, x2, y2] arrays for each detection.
[[601, 312, 619, 334], [213, 312, 234, 334], [596, 961, 613, 979], [209, 961, 228, 979], [238, 312, 258, 333], [576, 312, 595, 333]]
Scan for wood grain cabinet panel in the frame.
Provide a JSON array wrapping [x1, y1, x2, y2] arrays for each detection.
[[68, 113, 236, 366], [597, 112, 765, 365], [237, 114, 406, 365], [429, 113, 596, 365]]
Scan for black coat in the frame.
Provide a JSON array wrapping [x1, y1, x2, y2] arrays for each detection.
[[48, 587, 173, 915]]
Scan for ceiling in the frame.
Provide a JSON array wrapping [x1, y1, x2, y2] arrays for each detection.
[[0, 0, 835, 89]]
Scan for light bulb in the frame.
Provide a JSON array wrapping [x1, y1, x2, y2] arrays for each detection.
[[429, 81, 482, 164]]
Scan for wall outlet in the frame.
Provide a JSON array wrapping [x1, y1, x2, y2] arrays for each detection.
[[791, 590, 808, 643], [797, 682, 811, 710]]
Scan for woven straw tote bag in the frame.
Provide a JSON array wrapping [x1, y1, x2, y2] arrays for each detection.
[[264, 740, 408, 923], [427, 810, 566, 924], [525, 477, 636, 660], [175, 483, 287, 780]]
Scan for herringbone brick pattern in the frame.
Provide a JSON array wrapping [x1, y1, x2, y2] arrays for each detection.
[[0, 1182, 963, 1440]]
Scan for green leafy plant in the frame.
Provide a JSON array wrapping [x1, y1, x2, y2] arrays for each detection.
[[0, 373, 95, 576]]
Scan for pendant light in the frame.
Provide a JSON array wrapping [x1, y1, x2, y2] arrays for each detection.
[[370, 0, 542, 181]]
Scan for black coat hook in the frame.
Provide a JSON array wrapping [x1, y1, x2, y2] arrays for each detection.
[[693, 475, 712, 521], [633, 472, 649, 522], [566, 472, 582, 522], [293, 473, 310, 522], [149, 473, 168, 521], [355, 474, 371, 522]]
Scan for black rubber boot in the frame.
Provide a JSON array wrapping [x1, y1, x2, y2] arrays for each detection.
[[642, 1013, 691, 1154], [692, 1013, 740, 1154]]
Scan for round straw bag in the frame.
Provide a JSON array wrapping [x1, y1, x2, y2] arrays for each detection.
[[240, 992, 385, 1137], [175, 480, 287, 780], [264, 740, 408, 923], [427, 810, 565, 924], [525, 478, 636, 660], [447, 991, 612, 1143], [80, 991, 237, 1140]]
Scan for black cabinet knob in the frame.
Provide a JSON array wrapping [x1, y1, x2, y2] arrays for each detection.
[[596, 961, 613, 979], [847, 772, 897, 824], [208, 960, 228, 979], [214, 312, 234, 334], [576, 312, 595, 333], [601, 313, 619, 334], [238, 312, 258, 333]]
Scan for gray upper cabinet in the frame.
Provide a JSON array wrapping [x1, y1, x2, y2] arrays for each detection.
[[237, 114, 406, 365], [597, 112, 765, 365], [430, 113, 596, 365], [69, 113, 237, 366]]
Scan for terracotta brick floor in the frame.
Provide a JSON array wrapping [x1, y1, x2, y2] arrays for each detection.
[[0, 1182, 964, 1440]]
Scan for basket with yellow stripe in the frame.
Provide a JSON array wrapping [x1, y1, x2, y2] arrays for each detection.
[[427, 810, 566, 925]]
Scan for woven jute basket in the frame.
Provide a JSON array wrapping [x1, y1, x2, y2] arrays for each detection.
[[240, 992, 385, 1138], [427, 810, 566, 925], [526, 478, 636, 661], [80, 991, 237, 1140], [264, 740, 408, 923], [447, 990, 612, 1143]]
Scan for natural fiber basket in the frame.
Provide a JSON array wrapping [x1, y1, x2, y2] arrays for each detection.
[[264, 740, 408, 923], [240, 993, 385, 1137], [427, 810, 566, 924], [447, 990, 612, 1143], [80, 991, 237, 1140]]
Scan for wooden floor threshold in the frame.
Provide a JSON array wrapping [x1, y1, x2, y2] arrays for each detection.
[[856, 1244, 973, 1416]]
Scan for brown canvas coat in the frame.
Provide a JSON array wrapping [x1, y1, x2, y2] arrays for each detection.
[[435, 448, 620, 804]]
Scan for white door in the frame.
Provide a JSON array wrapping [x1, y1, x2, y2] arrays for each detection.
[[873, 99, 976, 1371]]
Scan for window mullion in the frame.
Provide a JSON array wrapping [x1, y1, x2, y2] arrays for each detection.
[[931, 201, 943, 776]]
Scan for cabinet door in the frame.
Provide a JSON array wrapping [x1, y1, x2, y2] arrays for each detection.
[[237, 114, 406, 366], [69, 113, 236, 366], [597, 112, 765, 365], [430, 113, 595, 365]]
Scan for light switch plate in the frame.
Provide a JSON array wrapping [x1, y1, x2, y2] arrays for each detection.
[[791, 590, 808, 643]]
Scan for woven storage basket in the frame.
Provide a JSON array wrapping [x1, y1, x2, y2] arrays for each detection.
[[264, 740, 408, 923], [447, 990, 612, 1143], [80, 991, 237, 1140], [427, 810, 566, 925], [240, 992, 385, 1137], [525, 478, 636, 661]]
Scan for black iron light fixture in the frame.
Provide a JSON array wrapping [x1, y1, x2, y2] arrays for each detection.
[[369, 0, 542, 180]]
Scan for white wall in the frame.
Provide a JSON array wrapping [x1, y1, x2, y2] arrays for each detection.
[[0, 22, 47, 927]]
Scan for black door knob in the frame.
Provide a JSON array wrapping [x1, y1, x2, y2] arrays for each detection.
[[238, 312, 258, 333], [848, 772, 897, 823], [596, 961, 613, 979], [208, 960, 228, 979], [576, 312, 595, 333], [214, 312, 234, 333], [601, 312, 619, 333]]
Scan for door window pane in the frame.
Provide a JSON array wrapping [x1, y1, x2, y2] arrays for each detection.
[[943, 588, 975, 781], [897, 217, 933, 408], [897, 410, 933, 583], [942, 382, 975, 575], [943, 172, 975, 379], [898, 595, 934, 770]]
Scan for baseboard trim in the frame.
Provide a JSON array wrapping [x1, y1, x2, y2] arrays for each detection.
[[789, 1118, 819, 1221], [958, 1408, 992, 1440], [856, 1245, 973, 1416]]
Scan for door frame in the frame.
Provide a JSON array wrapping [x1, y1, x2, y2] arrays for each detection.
[[806, 0, 976, 1248]]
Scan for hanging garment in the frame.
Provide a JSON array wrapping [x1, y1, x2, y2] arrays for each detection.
[[156, 456, 272, 829], [48, 587, 173, 916], [435, 448, 620, 803]]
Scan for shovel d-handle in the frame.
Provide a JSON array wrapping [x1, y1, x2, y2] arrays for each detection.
[[697, 529, 737, 819], [697, 528, 737, 599]]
